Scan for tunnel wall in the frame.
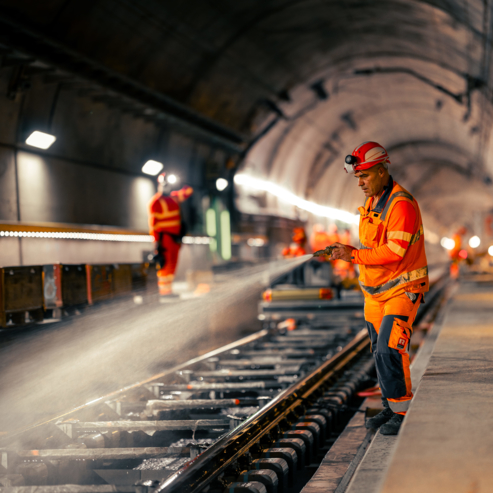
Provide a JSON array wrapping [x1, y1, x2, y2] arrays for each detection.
[[0, 66, 224, 265], [0, 67, 215, 232]]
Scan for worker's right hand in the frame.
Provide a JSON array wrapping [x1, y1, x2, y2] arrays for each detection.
[[330, 242, 355, 262]]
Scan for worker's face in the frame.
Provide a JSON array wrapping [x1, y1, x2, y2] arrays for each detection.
[[354, 165, 386, 198]]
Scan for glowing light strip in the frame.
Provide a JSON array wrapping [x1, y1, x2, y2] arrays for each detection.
[[234, 174, 359, 225], [182, 236, 212, 245], [0, 230, 153, 242], [0, 231, 212, 244]]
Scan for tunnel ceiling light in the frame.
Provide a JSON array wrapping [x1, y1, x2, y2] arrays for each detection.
[[167, 174, 178, 184], [469, 235, 481, 248], [216, 178, 228, 191], [440, 237, 455, 250], [25, 131, 56, 150], [247, 238, 265, 247], [142, 160, 164, 176], [488, 246, 493, 257], [234, 173, 359, 225]]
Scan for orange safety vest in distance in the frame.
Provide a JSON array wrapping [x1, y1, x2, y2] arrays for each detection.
[[356, 182, 429, 300], [148, 186, 193, 240]]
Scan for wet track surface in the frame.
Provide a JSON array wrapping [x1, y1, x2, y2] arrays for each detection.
[[0, 297, 373, 493], [0, 259, 305, 434]]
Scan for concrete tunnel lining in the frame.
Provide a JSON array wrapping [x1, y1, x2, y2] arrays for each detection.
[[0, 0, 492, 250]]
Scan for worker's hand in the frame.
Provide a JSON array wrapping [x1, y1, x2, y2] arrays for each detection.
[[330, 242, 355, 262]]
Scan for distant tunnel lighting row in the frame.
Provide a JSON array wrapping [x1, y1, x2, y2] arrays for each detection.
[[469, 235, 481, 248], [441, 235, 483, 250], [234, 173, 360, 225], [0, 230, 153, 242], [0, 230, 211, 244]]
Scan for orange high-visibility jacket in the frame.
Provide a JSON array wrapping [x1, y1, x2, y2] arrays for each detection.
[[282, 245, 306, 258], [148, 186, 193, 241], [351, 179, 429, 300]]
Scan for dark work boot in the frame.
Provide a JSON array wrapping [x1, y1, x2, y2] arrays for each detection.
[[365, 398, 393, 430], [380, 413, 405, 435]]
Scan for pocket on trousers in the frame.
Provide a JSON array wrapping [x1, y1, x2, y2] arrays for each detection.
[[388, 319, 411, 354]]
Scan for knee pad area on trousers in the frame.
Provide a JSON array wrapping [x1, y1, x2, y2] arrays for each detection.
[[374, 353, 407, 398], [376, 315, 408, 354], [374, 315, 408, 399]]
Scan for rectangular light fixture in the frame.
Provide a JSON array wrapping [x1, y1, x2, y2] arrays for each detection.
[[25, 131, 56, 149], [142, 160, 164, 176]]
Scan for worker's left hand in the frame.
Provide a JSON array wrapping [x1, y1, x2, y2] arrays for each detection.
[[330, 242, 355, 262]]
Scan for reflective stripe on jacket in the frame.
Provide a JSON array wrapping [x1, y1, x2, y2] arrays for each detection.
[[353, 181, 429, 299], [148, 186, 193, 240]]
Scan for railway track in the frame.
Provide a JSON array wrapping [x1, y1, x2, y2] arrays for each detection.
[[0, 278, 447, 493]]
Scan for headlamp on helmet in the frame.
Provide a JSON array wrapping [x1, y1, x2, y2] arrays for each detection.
[[344, 155, 358, 174], [344, 141, 390, 174]]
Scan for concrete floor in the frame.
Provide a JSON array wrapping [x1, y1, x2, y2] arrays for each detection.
[[380, 279, 493, 492], [344, 289, 449, 493]]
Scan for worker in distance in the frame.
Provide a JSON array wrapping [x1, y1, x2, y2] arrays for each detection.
[[148, 172, 193, 298], [321, 142, 429, 435]]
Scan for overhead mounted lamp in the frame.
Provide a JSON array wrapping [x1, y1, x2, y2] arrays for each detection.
[[216, 178, 228, 191], [142, 160, 164, 176], [25, 131, 56, 149], [469, 236, 481, 248]]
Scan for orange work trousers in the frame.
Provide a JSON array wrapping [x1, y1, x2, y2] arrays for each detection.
[[157, 235, 181, 296], [364, 292, 422, 414]]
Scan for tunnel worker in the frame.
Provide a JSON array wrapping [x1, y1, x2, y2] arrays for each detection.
[[449, 226, 467, 279], [310, 224, 330, 253], [335, 228, 356, 282], [282, 227, 307, 257], [148, 173, 193, 297], [330, 141, 429, 435]]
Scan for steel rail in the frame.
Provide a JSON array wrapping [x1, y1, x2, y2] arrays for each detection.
[[0, 329, 269, 445], [157, 328, 370, 493]]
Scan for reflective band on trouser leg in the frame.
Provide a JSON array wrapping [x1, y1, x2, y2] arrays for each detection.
[[387, 396, 411, 414], [157, 272, 174, 295], [360, 266, 428, 296]]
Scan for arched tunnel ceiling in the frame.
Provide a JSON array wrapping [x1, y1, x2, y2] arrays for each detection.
[[1, 0, 493, 234]]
